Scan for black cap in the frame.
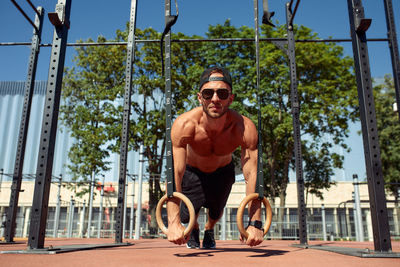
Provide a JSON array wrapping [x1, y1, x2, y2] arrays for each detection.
[[199, 66, 232, 90]]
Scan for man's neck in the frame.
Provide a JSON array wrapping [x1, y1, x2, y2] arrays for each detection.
[[201, 110, 230, 136]]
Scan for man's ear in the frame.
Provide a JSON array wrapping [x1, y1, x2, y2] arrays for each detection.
[[197, 92, 202, 104], [228, 93, 235, 105]]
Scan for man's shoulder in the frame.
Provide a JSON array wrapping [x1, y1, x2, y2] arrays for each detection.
[[172, 107, 201, 134], [228, 111, 257, 147], [175, 107, 201, 124], [229, 110, 255, 127]]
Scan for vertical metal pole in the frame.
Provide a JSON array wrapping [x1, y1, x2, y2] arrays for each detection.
[[352, 192, 360, 241], [345, 206, 351, 239], [347, 0, 392, 252], [0, 212, 5, 238], [67, 196, 74, 238], [383, 0, 400, 122], [87, 171, 95, 238], [23, 207, 31, 237], [129, 177, 135, 239], [22, 207, 31, 237], [221, 207, 226, 240], [353, 175, 364, 241], [0, 169, 3, 193], [123, 180, 128, 238], [286, 2, 308, 245], [5, 6, 44, 243], [97, 177, 104, 238], [254, 0, 265, 200], [79, 200, 86, 238], [28, 0, 71, 249], [115, 0, 138, 244], [322, 204, 327, 241], [134, 145, 144, 240], [165, 0, 175, 198], [53, 174, 62, 237]]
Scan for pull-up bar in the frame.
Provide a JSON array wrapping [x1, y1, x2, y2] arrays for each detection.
[[10, 0, 40, 34], [0, 38, 390, 47], [288, 0, 301, 26]]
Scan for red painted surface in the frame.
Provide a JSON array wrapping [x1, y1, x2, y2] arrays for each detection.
[[1, 238, 399, 267]]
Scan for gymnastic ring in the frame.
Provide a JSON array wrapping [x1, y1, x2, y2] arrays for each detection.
[[236, 193, 272, 239], [156, 192, 196, 237]]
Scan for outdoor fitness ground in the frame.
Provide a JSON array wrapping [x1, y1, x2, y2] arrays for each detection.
[[1, 238, 399, 267]]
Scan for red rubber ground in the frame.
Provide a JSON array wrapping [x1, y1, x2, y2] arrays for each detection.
[[1, 238, 399, 267]]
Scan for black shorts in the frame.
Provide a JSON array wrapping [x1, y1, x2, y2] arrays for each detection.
[[180, 161, 235, 223]]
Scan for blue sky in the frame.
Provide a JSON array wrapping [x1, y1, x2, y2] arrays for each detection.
[[1, 0, 399, 181]]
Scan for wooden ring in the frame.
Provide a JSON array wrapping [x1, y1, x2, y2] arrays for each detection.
[[236, 193, 272, 239], [156, 192, 196, 237]]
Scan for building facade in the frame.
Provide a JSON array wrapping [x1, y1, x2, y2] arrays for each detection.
[[0, 81, 140, 181], [0, 179, 398, 241]]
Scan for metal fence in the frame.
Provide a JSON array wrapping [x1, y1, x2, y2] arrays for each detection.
[[2, 204, 398, 241]]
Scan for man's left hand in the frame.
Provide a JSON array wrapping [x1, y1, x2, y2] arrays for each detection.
[[239, 226, 264, 247]]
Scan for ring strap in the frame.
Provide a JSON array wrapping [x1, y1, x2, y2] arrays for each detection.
[[161, 0, 179, 77], [254, 0, 274, 199], [262, 0, 275, 27], [164, 0, 179, 198]]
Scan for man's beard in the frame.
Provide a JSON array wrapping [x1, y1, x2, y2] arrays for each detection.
[[202, 103, 229, 119]]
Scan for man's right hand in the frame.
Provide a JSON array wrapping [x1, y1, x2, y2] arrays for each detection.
[[166, 198, 189, 245], [167, 221, 189, 245]]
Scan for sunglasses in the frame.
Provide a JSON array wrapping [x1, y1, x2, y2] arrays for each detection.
[[201, 88, 230, 100]]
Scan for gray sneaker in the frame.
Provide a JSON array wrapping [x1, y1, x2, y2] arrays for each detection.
[[186, 228, 200, 249], [202, 229, 216, 249]]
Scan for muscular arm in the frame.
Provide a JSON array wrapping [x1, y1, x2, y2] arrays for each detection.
[[170, 116, 195, 192], [240, 116, 263, 246], [166, 116, 195, 244], [241, 117, 261, 221]]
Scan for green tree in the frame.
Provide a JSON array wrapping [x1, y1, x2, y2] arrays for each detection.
[[61, 20, 359, 233], [62, 25, 206, 234], [194, 21, 358, 213], [121, 27, 204, 234], [374, 75, 400, 206], [61, 35, 125, 197], [303, 145, 336, 204]]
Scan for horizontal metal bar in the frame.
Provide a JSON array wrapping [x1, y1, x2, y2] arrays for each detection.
[[10, 0, 39, 33], [290, 0, 301, 26], [0, 37, 390, 47], [26, 0, 40, 16]]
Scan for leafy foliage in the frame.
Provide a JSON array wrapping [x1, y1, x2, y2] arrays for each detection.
[[194, 21, 358, 205], [374, 75, 400, 198], [61, 20, 359, 227], [303, 145, 336, 202], [61, 36, 125, 196]]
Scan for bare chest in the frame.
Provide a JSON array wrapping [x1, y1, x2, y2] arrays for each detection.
[[189, 128, 242, 157]]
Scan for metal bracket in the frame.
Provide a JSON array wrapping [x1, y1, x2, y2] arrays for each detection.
[[48, 4, 70, 29], [356, 18, 372, 33], [271, 40, 288, 55]]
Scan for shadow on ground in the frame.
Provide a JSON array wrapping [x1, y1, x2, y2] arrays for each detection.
[[174, 245, 294, 258]]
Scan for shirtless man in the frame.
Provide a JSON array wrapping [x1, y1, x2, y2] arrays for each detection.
[[167, 66, 263, 248]]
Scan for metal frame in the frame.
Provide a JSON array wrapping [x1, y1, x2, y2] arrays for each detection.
[[0, 0, 398, 257], [10, 0, 41, 34], [347, 0, 392, 252], [27, 0, 72, 250], [0, 38, 391, 47], [3, 0, 134, 253], [115, 0, 138, 244], [254, 0, 265, 200], [4, 4, 44, 243], [285, 0, 308, 246], [165, 0, 175, 198]]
